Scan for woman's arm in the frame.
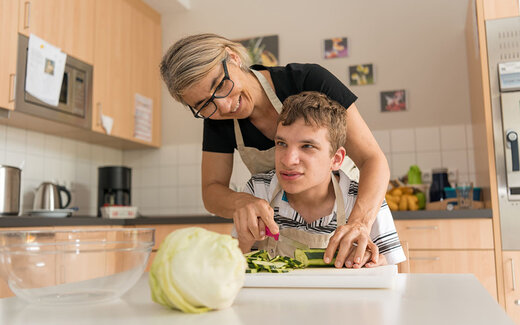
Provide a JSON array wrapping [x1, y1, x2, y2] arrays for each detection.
[[201, 151, 279, 240], [324, 103, 390, 268]]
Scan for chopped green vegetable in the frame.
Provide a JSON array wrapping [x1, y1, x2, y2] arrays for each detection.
[[244, 250, 305, 273], [294, 249, 337, 267]]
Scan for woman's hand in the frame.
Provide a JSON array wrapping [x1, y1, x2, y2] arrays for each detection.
[[323, 221, 379, 268], [232, 192, 279, 245]]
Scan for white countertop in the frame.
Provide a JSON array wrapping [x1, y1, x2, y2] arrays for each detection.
[[0, 273, 513, 325]]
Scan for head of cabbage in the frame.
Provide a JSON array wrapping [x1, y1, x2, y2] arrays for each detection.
[[149, 227, 246, 313]]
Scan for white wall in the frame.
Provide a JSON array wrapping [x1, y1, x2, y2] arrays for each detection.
[[125, 0, 475, 216]]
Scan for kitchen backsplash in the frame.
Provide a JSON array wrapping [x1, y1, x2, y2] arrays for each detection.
[[0, 123, 476, 217], [126, 123, 476, 216], [0, 124, 123, 216]]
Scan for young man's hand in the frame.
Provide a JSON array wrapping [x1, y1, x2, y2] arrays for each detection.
[[232, 193, 279, 245], [323, 221, 379, 268]]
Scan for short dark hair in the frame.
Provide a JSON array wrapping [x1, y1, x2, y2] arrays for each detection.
[[278, 91, 347, 155]]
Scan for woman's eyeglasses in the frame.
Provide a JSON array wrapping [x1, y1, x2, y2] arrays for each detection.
[[188, 60, 235, 119]]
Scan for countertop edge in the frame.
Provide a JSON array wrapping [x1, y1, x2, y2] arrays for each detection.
[[0, 209, 492, 228]]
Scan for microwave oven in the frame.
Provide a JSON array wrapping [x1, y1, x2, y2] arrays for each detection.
[[15, 34, 92, 129]]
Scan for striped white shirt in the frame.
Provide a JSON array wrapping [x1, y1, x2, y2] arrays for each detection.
[[243, 169, 406, 265]]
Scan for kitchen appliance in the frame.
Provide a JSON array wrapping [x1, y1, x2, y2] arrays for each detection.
[[429, 168, 450, 202], [486, 17, 520, 249], [15, 34, 92, 128], [0, 165, 21, 216], [98, 166, 131, 217], [0, 228, 154, 305], [33, 182, 71, 211]]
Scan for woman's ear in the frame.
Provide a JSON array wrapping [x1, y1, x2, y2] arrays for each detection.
[[225, 47, 242, 67], [331, 147, 346, 171]]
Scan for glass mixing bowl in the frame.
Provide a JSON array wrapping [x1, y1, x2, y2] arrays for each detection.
[[0, 227, 154, 305]]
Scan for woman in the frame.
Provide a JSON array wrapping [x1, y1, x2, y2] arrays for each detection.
[[160, 33, 390, 268]]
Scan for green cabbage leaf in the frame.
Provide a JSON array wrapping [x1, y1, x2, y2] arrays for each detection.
[[149, 227, 246, 313]]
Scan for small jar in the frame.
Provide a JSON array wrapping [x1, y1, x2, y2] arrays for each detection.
[[429, 168, 450, 202]]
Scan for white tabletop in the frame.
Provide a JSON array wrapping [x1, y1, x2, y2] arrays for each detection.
[[0, 273, 514, 325]]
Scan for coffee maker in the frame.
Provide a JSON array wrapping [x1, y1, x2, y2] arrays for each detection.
[[98, 166, 131, 217]]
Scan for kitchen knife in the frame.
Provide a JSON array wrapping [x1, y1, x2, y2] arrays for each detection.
[[265, 227, 310, 250]]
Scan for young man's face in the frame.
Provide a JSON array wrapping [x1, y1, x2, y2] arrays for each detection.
[[275, 118, 344, 195]]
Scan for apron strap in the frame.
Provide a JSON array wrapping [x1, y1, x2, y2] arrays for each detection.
[[251, 69, 283, 113], [233, 119, 245, 149]]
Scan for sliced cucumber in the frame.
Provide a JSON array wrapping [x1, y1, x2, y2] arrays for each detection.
[[244, 250, 305, 273], [294, 249, 337, 267]]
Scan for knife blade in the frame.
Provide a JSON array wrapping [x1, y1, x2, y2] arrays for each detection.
[[265, 226, 309, 250]]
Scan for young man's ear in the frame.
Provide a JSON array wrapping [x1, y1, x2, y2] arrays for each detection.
[[331, 147, 346, 170]]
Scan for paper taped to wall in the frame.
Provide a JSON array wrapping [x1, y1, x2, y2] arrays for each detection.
[[134, 93, 153, 142], [25, 34, 67, 107]]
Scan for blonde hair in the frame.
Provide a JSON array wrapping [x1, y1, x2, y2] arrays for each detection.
[[160, 33, 251, 104], [278, 91, 347, 156]]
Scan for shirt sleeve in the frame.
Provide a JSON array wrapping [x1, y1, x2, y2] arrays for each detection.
[[202, 118, 236, 153]]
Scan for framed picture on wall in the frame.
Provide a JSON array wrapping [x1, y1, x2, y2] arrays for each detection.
[[380, 90, 407, 112], [323, 37, 348, 59], [235, 35, 279, 66], [349, 64, 374, 85]]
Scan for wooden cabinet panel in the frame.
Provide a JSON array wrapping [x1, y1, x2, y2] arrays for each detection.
[[395, 219, 494, 249], [141, 223, 234, 250], [502, 251, 520, 324], [18, 0, 95, 64], [0, 0, 18, 110], [93, 0, 161, 146], [410, 250, 497, 299], [483, 0, 519, 20]]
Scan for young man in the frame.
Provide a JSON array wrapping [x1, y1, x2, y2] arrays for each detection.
[[234, 91, 405, 268]]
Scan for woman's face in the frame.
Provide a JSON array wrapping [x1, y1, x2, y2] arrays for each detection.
[[182, 57, 255, 120]]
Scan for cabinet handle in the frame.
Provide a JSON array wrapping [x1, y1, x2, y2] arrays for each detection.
[[96, 102, 102, 126], [406, 226, 439, 230], [8, 74, 15, 102], [24, 1, 31, 29], [410, 256, 440, 261], [511, 258, 516, 291], [515, 300, 520, 305]]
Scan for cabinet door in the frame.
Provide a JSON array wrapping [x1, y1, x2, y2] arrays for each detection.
[[129, 5, 162, 147], [502, 251, 520, 323], [0, 0, 18, 110], [395, 219, 494, 249], [483, 0, 519, 20], [410, 250, 497, 299], [18, 0, 95, 64], [93, 0, 161, 146]]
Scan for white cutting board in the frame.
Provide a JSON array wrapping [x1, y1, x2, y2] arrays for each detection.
[[244, 265, 397, 289]]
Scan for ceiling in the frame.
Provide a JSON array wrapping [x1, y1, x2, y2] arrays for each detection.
[[142, 0, 190, 14]]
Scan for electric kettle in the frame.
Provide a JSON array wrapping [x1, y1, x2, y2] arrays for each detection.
[[33, 182, 71, 210]]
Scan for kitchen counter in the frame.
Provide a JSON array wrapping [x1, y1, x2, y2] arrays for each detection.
[[0, 209, 492, 228], [0, 273, 512, 325]]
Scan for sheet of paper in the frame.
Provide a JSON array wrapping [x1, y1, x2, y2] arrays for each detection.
[[25, 34, 67, 107], [134, 93, 153, 142]]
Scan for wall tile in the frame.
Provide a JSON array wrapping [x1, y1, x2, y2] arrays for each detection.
[[44, 134, 61, 158], [159, 166, 178, 187], [465, 124, 474, 149], [415, 127, 440, 152], [6, 126, 26, 153], [416, 151, 442, 175], [440, 125, 466, 150], [372, 130, 391, 153], [0, 124, 6, 150], [123, 150, 142, 169], [75, 162, 92, 187], [468, 149, 476, 174], [390, 152, 416, 178], [159, 186, 178, 209], [26, 130, 45, 156], [390, 129, 415, 153], [60, 139, 76, 161], [159, 145, 178, 166], [141, 167, 160, 187], [43, 157, 61, 182], [60, 160, 76, 183], [76, 141, 92, 162], [441, 150, 469, 174], [178, 144, 202, 165], [139, 188, 160, 208], [5, 151, 26, 169], [178, 185, 203, 208], [178, 164, 201, 186], [25, 154, 44, 180]]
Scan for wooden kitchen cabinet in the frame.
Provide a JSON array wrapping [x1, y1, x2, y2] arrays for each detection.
[[18, 0, 96, 64], [0, 0, 19, 111], [395, 219, 497, 299], [502, 251, 520, 324], [92, 0, 161, 147]]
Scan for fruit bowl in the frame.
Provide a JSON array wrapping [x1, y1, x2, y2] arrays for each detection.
[[0, 227, 154, 305]]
